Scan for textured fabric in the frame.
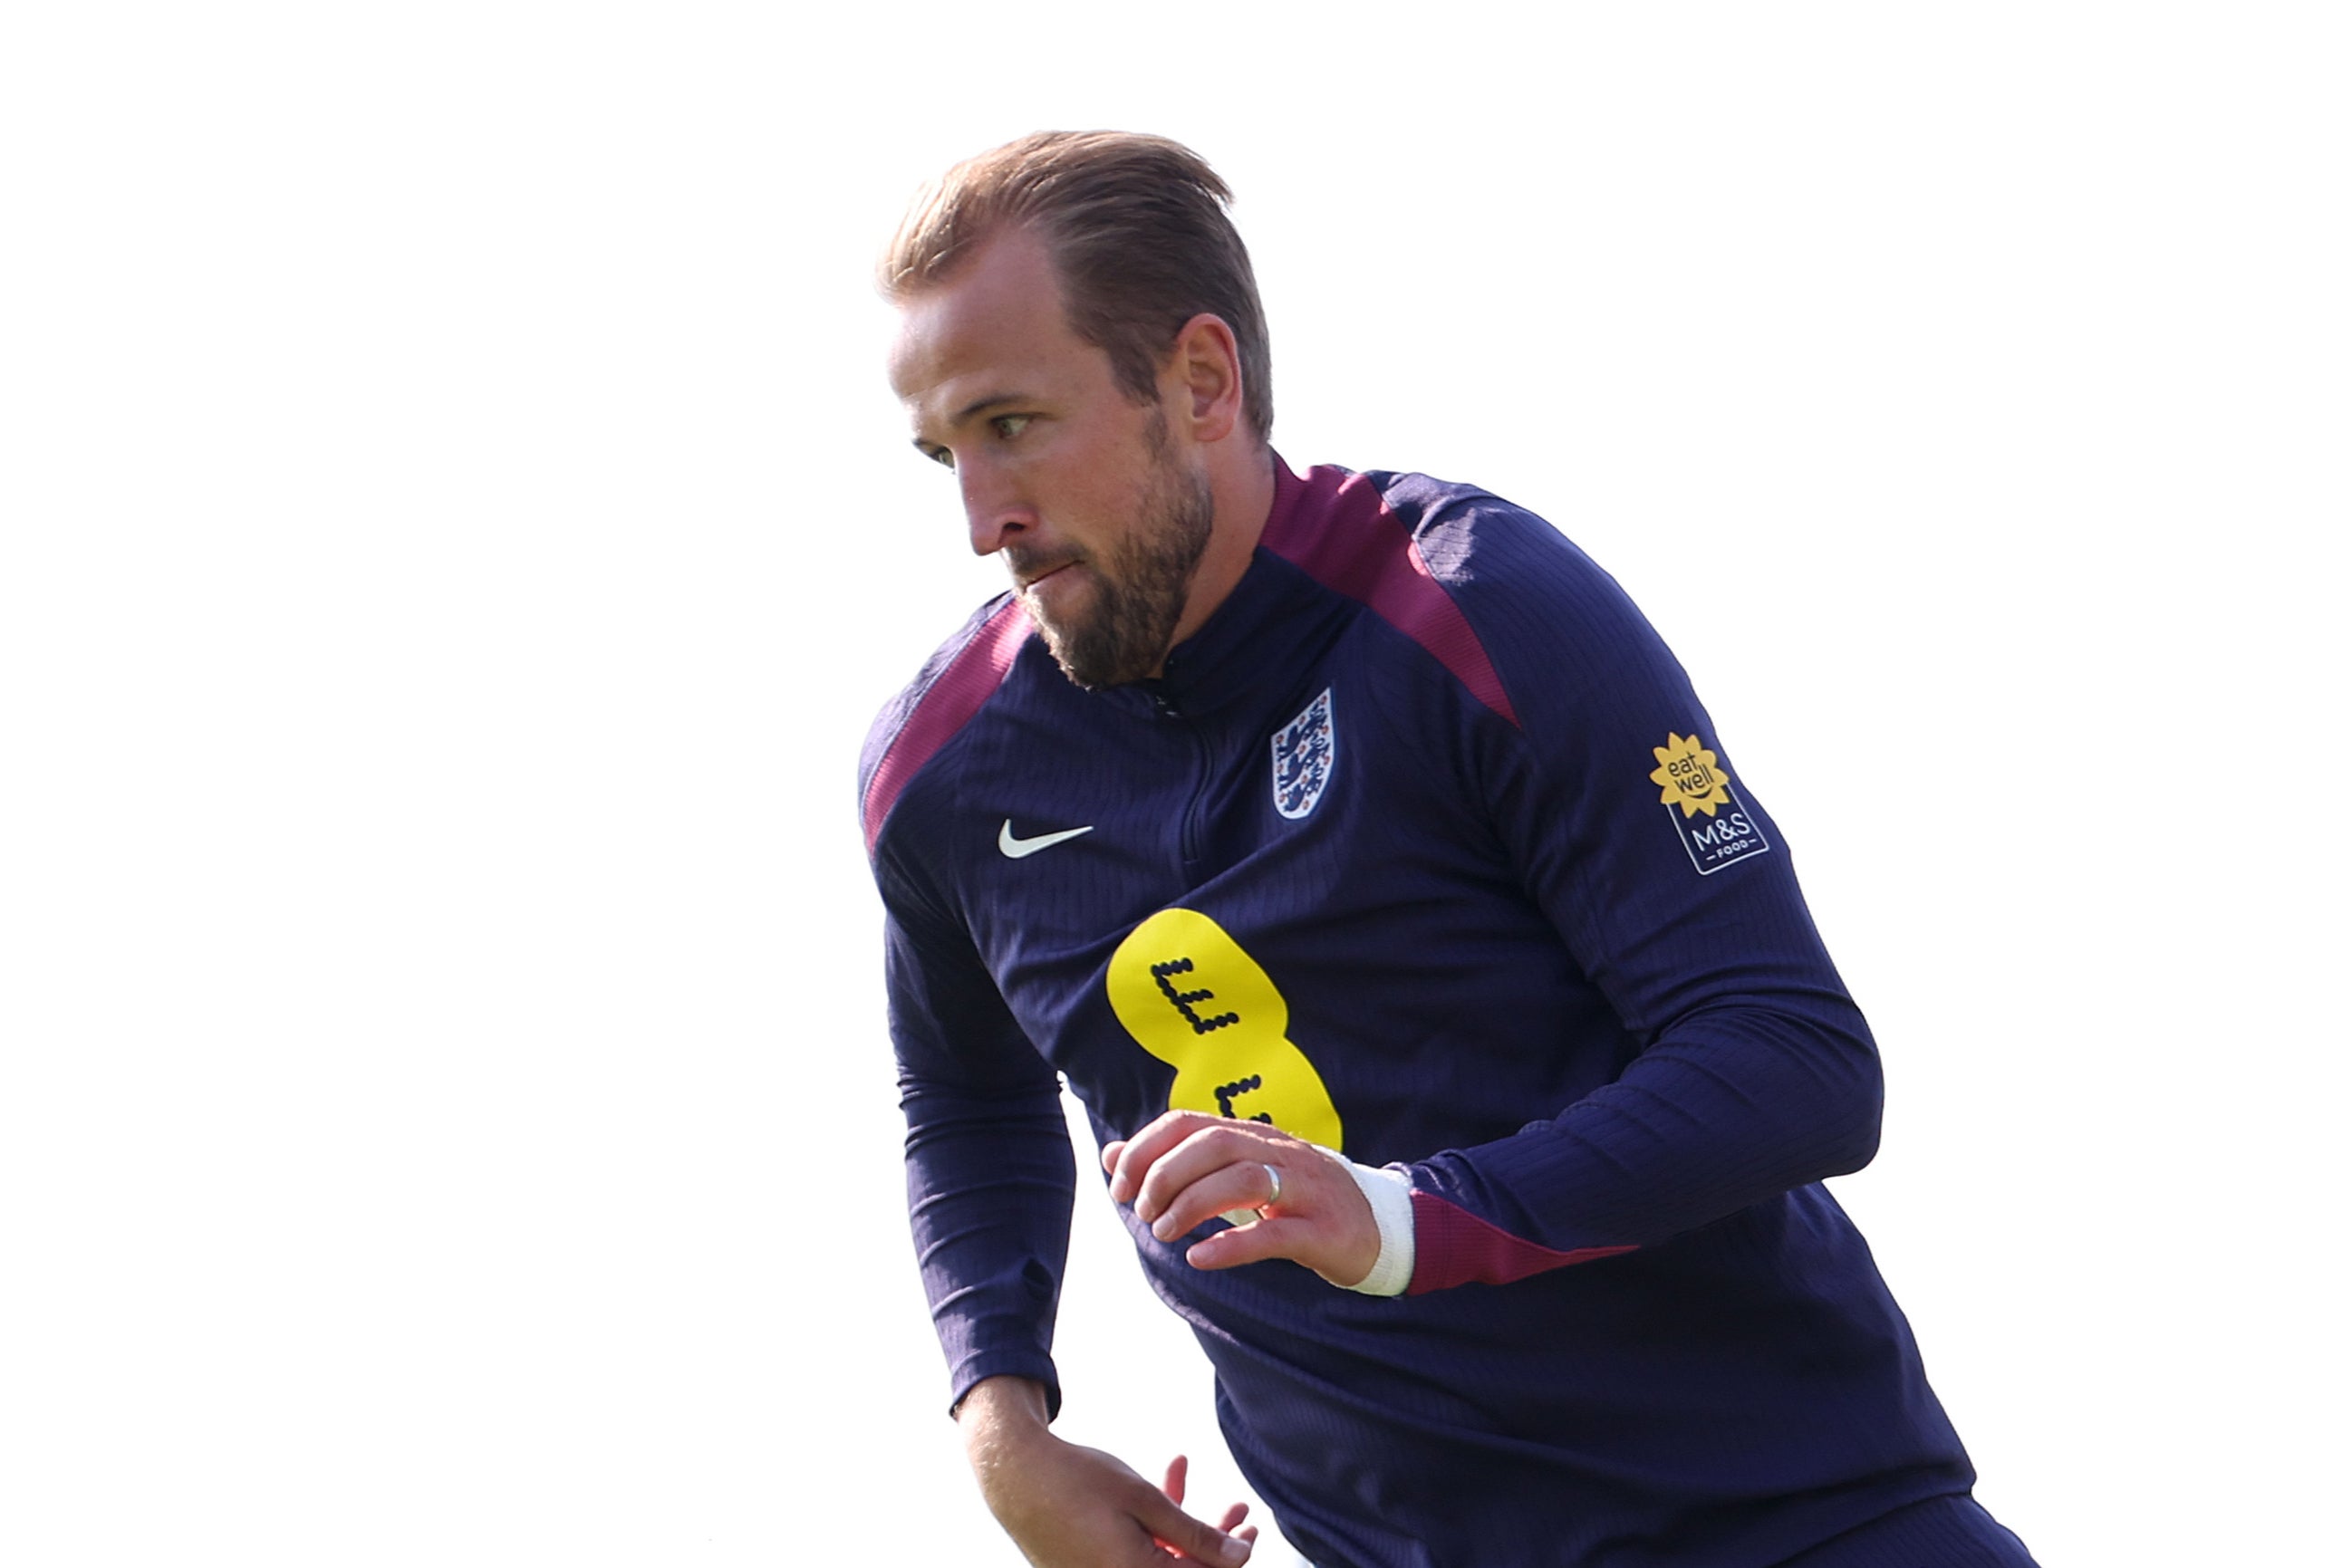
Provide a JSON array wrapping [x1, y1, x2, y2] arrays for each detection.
[[863, 458, 2007, 1568], [1771, 1495, 2040, 1567]]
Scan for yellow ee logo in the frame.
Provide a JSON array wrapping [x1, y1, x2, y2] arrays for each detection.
[[1106, 908, 1344, 1151]]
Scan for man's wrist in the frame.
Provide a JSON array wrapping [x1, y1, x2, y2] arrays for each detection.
[[956, 1375, 1053, 1441], [1316, 1150, 1415, 1296], [958, 1375, 1060, 1521]]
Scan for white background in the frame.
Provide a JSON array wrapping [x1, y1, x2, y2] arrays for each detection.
[[4, 5, 2345, 1564]]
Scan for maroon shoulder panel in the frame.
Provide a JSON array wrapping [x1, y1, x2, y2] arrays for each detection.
[[862, 599, 1033, 854], [1260, 463, 1520, 726]]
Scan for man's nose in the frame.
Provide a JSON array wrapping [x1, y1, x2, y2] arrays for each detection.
[[959, 458, 1036, 556]]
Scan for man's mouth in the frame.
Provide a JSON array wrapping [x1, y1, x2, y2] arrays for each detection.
[[1014, 557, 1084, 592]]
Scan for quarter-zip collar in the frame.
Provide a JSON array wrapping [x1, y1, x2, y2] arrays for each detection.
[[1137, 456, 1343, 719]]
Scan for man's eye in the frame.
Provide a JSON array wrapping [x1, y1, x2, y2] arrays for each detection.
[[991, 414, 1033, 440], [926, 447, 955, 470]]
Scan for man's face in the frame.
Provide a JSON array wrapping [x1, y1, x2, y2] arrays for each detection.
[[888, 228, 1213, 689]]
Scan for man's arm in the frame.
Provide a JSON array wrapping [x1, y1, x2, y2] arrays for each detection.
[[888, 881, 1075, 1409], [1370, 489, 1885, 1291], [880, 841, 1255, 1563]]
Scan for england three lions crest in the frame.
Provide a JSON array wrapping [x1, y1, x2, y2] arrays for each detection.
[[1272, 688, 1337, 821]]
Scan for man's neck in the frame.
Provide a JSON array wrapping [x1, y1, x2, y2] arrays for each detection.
[[1164, 443, 1277, 655]]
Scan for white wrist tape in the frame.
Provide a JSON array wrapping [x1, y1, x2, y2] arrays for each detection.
[[1321, 1150, 1415, 1297]]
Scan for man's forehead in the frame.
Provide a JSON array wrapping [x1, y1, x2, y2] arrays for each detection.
[[887, 228, 1083, 406]]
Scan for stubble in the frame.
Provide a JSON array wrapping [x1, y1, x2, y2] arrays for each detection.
[[1020, 414, 1215, 690]]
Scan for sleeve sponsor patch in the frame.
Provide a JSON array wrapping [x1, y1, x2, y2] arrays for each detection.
[[1649, 732, 1771, 874]]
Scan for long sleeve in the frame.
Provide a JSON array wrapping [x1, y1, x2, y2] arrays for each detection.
[[878, 830, 1076, 1413], [1390, 482, 1883, 1294]]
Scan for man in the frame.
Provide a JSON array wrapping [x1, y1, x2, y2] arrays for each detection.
[[859, 130, 2036, 1568]]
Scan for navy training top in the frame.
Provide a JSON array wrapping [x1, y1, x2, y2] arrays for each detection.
[[861, 458, 1983, 1568]]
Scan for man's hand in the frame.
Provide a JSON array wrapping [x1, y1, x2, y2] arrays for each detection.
[[958, 1377, 1255, 1566], [1104, 1111, 1380, 1289], [1159, 1454, 1257, 1559]]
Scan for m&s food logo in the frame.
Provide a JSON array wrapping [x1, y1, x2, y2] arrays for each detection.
[[1648, 732, 1771, 874]]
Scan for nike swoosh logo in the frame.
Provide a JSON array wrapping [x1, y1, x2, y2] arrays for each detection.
[[998, 819, 1094, 859]]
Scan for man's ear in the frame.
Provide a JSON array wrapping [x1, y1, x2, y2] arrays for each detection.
[[1166, 312, 1244, 445]]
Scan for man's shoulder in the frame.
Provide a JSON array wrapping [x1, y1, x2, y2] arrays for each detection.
[[1278, 460, 1617, 597], [1366, 467, 1608, 581], [858, 593, 1035, 858], [1270, 460, 1641, 726]]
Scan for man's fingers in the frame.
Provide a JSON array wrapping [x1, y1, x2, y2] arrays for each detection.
[[1130, 1122, 1291, 1228], [1183, 1213, 1316, 1272], [1106, 1111, 1222, 1204], [1152, 1455, 1259, 1563], [1133, 1480, 1252, 1565], [1107, 1111, 1376, 1283], [1145, 1157, 1282, 1242]]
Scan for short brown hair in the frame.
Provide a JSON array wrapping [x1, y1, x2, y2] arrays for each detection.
[[881, 131, 1274, 442]]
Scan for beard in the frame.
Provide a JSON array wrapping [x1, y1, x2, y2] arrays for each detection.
[[1011, 418, 1215, 690]]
